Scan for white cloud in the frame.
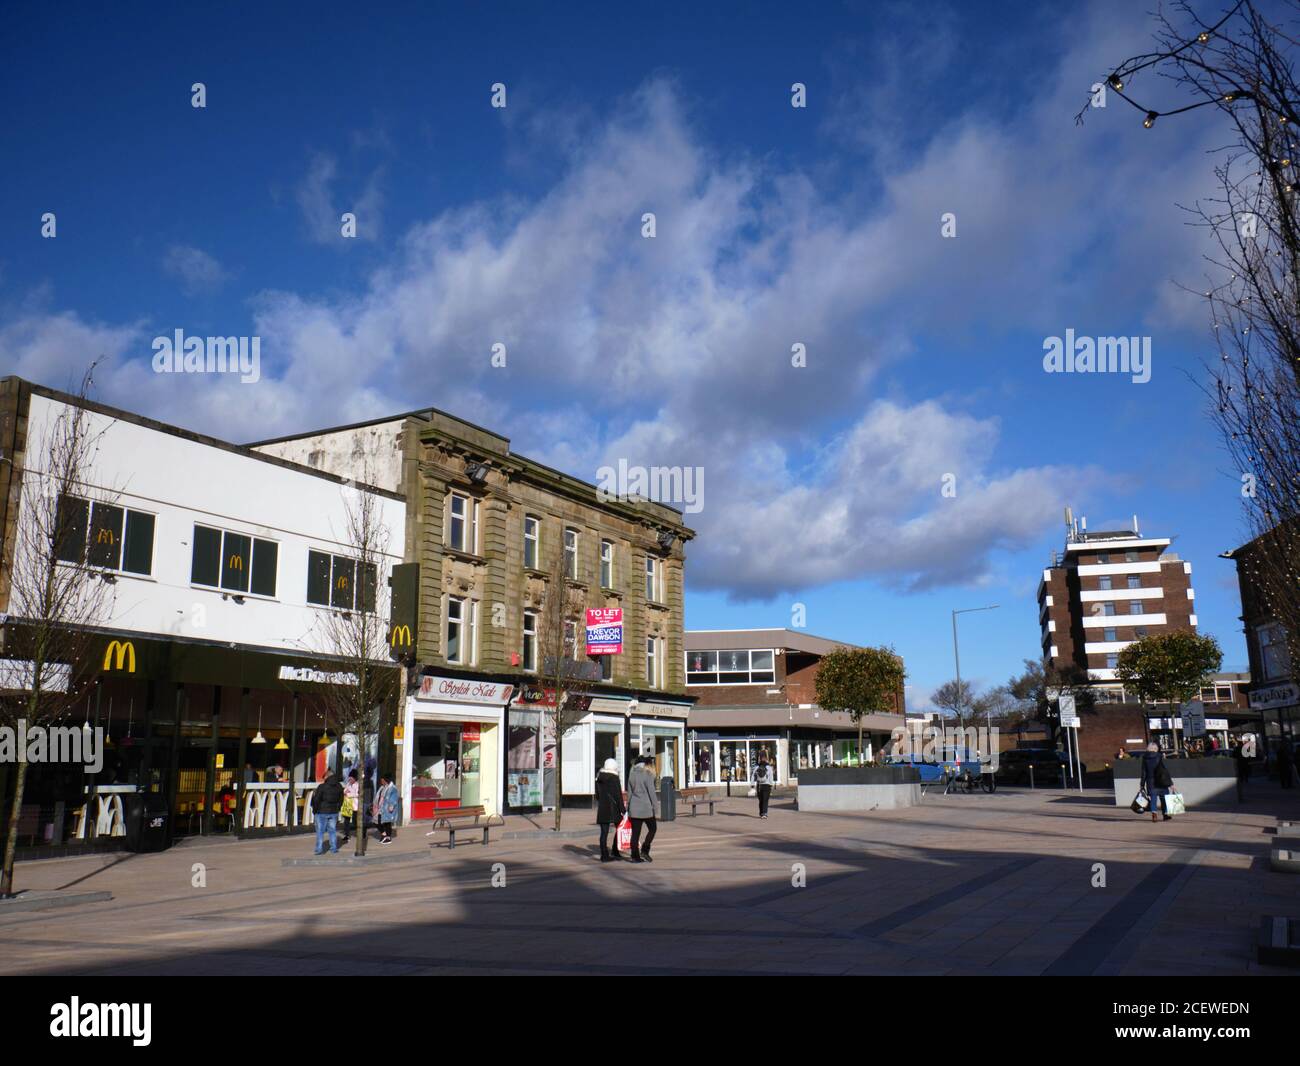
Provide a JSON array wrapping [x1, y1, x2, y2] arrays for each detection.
[[163, 244, 228, 294]]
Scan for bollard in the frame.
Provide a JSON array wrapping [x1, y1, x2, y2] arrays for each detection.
[[1028, 765, 1035, 790]]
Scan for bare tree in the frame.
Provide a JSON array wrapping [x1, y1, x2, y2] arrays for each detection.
[[536, 545, 594, 831], [1, 369, 117, 897], [1082, 1, 1300, 675], [302, 459, 400, 857]]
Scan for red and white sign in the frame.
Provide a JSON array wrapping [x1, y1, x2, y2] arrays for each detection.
[[462, 724, 481, 742], [585, 608, 623, 655], [417, 675, 514, 705]]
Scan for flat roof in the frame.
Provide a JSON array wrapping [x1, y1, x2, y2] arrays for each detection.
[[685, 628, 864, 655], [9, 377, 403, 502]]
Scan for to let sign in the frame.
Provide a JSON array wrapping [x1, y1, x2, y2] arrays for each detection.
[[585, 608, 623, 655]]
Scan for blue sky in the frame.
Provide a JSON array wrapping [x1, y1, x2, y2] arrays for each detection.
[[0, 0, 1254, 706]]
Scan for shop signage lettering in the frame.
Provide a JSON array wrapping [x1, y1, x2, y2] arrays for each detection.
[[418, 675, 514, 705], [1249, 682, 1299, 710], [585, 608, 623, 655], [278, 665, 358, 687]]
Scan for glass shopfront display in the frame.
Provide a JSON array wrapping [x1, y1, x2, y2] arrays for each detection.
[[410, 719, 487, 815], [508, 709, 543, 808], [692, 741, 715, 782], [692, 737, 781, 785]]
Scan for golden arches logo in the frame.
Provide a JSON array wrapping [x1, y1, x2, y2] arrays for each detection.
[[336, 575, 348, 590], [95, 528, 116, 545], [103, 640, 136, 673], [390, 625, 412, 648], [227, 554, 244, 570]]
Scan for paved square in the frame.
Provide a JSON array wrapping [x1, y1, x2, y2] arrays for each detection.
[[3, 786, 1298, 976]]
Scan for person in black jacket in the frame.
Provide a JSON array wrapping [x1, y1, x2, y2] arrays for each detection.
[[313, 771, 344, 854], [1139, 742, 1173, 823], [595, 759, 625, 862]]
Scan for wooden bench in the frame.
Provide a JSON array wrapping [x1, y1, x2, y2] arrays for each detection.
[[678, 787, 723, 816], [424, 805, 503, 849]]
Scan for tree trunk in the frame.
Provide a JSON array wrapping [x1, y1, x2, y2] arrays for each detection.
[[857, 718, 864, 765], [554, 728, 563, 831], [1, 759, 28, 898]]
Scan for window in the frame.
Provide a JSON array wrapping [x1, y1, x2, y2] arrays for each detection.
[[1097, 553, 1110, 564], [523, 515, 539, 570], [646, 637, 661, 688], [564, 528, 579, 580], [1135, 626, 1148, 638], [686, 649, 776, 685], [600, 539, 614, 588], [1127, 574, 1141, 589], [306, 549, 374, 611], [1125, 550, 1139, 562], [645, 555, 662, 602], [1259, 623, 1291, 681], [448, 492, 479, 553], [194, 524, 278, 597], [1098, 576, 1112, 591], [592, 652, 613, 681], [447, 597, 476, 665], [1129, 601, 1143, 616], [563, 619, 580, 659], [1103, 627, 1117, 642], [1105, 653, 1119, 669], [1102, 602, 1116, 616], [54, 494, 156, 576], [522, 610, 538, 672]]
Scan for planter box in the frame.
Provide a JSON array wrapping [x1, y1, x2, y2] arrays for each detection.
[[1112, 758, 1238, 807], [796, 766, 921, 811]]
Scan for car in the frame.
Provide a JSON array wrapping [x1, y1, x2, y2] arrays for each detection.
[[994, 748, 1083, 785], [885, 749, 982, 783]]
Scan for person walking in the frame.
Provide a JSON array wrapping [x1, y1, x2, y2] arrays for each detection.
[[1140, 742, 1174, 822], [339, 770, 360, 845], [1231, 735, 1251, 802], [374, 775, 400, 843], [627, 756, 658, 863], [313, 770, 344, 854], [595, 758, 625, 862], [752, 752, 774, 818]]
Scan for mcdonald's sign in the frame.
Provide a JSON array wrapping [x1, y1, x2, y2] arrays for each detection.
[[390, 624, 413, 649], [336, 574, 348, 590], [388, 562, 419, 661], [103, 640, 136, 673], [228, 553, 244, 570], [95, 527, 116, 545]]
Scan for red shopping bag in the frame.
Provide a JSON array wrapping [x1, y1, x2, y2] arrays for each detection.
[[616, 814, 632, 852]]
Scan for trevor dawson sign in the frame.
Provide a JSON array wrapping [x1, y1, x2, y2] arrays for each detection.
[[585, 608, 623, 655]]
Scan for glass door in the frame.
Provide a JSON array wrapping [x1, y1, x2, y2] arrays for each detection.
[[461, 726, 481, 807]]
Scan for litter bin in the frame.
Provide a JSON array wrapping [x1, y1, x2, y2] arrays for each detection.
[[124, 792, 171, 852], [659, 777, 677, 822]]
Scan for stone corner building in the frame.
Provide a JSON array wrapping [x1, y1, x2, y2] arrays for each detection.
[[252, 405, 695, 818]]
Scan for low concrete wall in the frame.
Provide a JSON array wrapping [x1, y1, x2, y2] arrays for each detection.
[[796, 766, 922, 811], [1112, 758, 1238, 807]]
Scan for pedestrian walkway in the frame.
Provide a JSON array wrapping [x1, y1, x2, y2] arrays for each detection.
[[2, 786, 1296, 976]]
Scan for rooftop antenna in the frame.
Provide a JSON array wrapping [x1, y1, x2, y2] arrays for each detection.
[[1064, 506, 1075, 540], [1080, 516, 1087, 535], [1132, 513, 1140, 536]]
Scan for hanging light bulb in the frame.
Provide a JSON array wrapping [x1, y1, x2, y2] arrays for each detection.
[[251, 703, 266, 745], [1144, 111, 1159, 128], [1197, 31, 1210, 44], [274, 703, 289, 749], [1107, 72, 1124, 91]]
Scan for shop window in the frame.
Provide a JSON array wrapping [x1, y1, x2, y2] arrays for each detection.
[[692, 741, 715, 782], [686, 648, 778, 685], [54, 494, 155, 576], [306, 549, 375, 611], [194, 524, 278, 596], [507, 710, 543, 807], [523, 515, 539, 569]]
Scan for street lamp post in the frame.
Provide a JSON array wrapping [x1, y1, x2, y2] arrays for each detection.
[[952, 605, 1000, 732]]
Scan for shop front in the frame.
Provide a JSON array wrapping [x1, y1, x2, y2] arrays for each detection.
[[501, 691, 690, 812], [0, 630, 400, 858], [402, 673, 513, 821]]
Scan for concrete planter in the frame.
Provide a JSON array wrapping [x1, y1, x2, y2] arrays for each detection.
[[796, 766, 921, 811], [1112, 758, 1238, 808]]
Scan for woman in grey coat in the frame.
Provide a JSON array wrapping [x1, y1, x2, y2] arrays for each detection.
[[626, 756, 659, 862]]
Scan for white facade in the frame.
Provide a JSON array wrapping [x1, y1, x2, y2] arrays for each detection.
[[16, 392, 405, 652]]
